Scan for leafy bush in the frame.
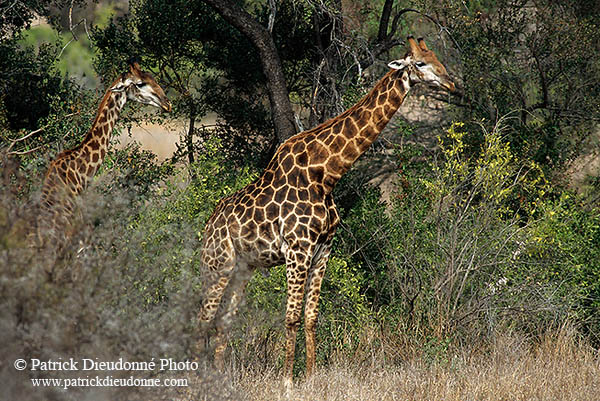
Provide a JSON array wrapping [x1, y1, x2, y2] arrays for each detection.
[[327, 119, 600, 353], [124, 138, 258, 306], [521, 193, 600, 342], [102, 142, 175, 202], [0, 171, 209, 401]]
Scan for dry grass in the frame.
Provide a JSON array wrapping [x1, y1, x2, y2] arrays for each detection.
[[232, 330, 599, 401]]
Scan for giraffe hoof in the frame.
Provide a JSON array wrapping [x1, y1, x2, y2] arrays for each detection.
[[283, 377, 293, 395]]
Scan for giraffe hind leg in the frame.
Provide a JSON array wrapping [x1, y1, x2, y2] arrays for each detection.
[[198, 273, 232, 323], [197, 237, 236, 363], [197, 243, 252, 370], [197, 271, 233, 368], [212, 261, 252, 370]]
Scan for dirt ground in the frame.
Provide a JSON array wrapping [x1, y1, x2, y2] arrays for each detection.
[[115, 114, 218, 161]]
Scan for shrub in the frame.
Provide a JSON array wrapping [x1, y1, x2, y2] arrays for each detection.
[[521, 193, 600, 342], [0, 172, 208, 401], [326, 118, 599, 352], [0, 137, 251, 400]]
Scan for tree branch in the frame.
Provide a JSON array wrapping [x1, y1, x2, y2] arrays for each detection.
[[377, 0, 394, 43], [527, 49, 549, 113], [267, 0, 277, 33], [363, 7, 459, 71], [6, 111, 79, 155], [57, 0, 91, 59]]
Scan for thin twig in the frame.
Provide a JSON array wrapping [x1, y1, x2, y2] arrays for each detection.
[[6, 127, 44, 153], [6, 111, 79, 155], [267, 0, 276, 33], [8, 145, 44, 156], [57, 0, 91, 59]]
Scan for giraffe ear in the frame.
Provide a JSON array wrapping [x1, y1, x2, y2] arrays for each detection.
[[110, 83, 126, 93], [110, 76, 133, 93], [388, 59, 410, 70], [407, 36, 422, 56], [129, 61, 142, 75]]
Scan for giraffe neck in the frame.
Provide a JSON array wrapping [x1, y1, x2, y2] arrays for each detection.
[[315, 68, 410, 190], [344, 68, 409, 155], [38, 87, 127, 230], [78, 89, 127, 182], [41, 88, 127, 205]]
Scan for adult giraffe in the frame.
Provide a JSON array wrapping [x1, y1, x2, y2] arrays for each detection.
[[37, 60, 171, 240], [198, 37, 455, 384]]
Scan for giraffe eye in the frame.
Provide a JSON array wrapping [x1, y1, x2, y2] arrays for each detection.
[[415, 62, 426, 68], [135, 82, 146, 88]]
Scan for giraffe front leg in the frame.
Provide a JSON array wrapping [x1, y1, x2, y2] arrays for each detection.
[[304, 244, 331, 377], [282, 250, 310, 387]]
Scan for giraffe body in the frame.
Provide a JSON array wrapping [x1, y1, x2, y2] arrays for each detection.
[[37, 61, 171, 240], [198, 37, 455, 383]]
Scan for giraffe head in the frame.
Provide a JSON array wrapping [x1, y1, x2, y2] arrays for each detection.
[[388, 36, 455, 92], [110, 60, 172, 112]]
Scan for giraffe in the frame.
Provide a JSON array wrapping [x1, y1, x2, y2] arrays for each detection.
[[197, 36, 455, 384], [37, 60, 171, 241]]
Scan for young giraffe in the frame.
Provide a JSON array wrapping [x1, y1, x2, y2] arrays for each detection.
[[37, 60, 171, 240], [198, 37, 455, 384]]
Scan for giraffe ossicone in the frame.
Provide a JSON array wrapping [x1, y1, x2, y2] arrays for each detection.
[[197, 36, 455, 383], [37, 60, 171, 243]]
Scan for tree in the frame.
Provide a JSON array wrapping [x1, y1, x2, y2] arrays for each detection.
[[0, 0, 89, 133], [201, 0, 297, 143], [425, 0, 600, 171]]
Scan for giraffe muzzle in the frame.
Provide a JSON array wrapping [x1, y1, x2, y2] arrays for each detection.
[[441, 75, 456, 92], [161, 99, 172, 112], [443, 82, 456, 92]]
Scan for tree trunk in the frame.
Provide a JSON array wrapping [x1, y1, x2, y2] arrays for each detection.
[[201, 0, 297, 143], [187, 112, 197, 179]]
